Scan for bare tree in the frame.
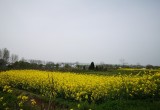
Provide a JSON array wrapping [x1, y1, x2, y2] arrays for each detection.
[[2, 48, 10, 63], [0, 49, 2, 59], [10, 54, 19, 63], [120, 58, 128, 66], [29, 59, 43, 64], [21, 57, 27, 62], [120, 58, 125, 66]]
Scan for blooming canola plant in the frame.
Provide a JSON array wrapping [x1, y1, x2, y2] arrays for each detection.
[[0, 70, 160, 102]]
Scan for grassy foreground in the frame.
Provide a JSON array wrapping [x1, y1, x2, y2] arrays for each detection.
[[0, 70, 160, 110]]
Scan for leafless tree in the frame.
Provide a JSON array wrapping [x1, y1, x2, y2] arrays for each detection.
[[120, 58, 127, 66], [2, 48, 10, 63], [10, 54, 19, 63], [0, 49, 2, 59]]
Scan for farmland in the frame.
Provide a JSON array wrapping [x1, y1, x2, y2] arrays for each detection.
[[0, 70, 160, 110]]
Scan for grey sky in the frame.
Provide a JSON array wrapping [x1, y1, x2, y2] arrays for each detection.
[[0, 0, 160, 65]]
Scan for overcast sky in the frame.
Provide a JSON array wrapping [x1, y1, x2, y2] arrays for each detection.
[[0, 0, 160, 65]]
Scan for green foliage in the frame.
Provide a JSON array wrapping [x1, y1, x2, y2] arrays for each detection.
[[89, 62, 95, 70]]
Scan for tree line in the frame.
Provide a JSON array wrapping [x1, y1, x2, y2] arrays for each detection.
[[0, 48, 109, 72], [0, 48, 159, 72]]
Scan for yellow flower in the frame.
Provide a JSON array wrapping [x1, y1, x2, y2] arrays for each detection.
[[3, 103, 6, 106], [17, 95, 22, 99], [31, 99, 36, 106], [0, 70, 160, 103], [0, 97, 3, 102], [77, 104, 80, 108], [18, 101, 23, 107], [7, 89, 13, 93], [85, 95, 88, 99], [3, 85, 11, 92], [22, 96, 28, 101]]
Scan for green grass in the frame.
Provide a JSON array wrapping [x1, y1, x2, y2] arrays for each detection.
[[95, 99, 160, 110], [47, 97, 160, 110], [1, 88, 160, 110], [76, 69, 159, 76]]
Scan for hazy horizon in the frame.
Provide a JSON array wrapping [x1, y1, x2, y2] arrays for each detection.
[[0, 0, 160, 66]]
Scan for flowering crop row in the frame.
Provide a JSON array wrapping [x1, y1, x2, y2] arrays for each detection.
[[0, 70, 160, 102]]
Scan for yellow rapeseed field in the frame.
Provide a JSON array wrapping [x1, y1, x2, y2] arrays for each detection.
[[0, 70, 160, 102]]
